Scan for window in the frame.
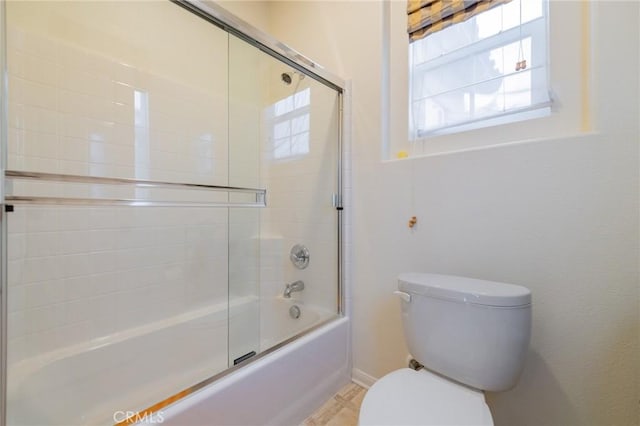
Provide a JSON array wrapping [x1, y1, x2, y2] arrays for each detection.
[[409, 0, 550, 138], [270, 88, 311, 160]]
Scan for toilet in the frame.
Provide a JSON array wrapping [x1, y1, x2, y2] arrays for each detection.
[[359, 273, 532, 425]]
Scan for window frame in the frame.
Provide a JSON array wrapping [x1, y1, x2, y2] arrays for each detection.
[[408, 0, 551, 140]]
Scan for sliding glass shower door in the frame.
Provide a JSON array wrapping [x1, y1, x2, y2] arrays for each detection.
[[0, 1, 342, 424], [3, 2, 248, 423], [228, 35, 341, 362]]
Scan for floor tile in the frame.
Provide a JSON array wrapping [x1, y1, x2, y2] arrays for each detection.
[[302, 382, 367, 426]]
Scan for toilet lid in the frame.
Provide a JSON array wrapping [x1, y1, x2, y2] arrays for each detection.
[[359, 368, 493, 426]]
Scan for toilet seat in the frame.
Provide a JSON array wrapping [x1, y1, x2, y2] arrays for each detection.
[[358, 368, 493, 426]]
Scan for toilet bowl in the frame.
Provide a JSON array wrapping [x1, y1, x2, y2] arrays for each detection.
[[359, 273, 532, 426], [359, 368, 493, 425]]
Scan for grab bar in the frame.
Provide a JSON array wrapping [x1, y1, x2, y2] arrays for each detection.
[[3, 170, 266, 208]]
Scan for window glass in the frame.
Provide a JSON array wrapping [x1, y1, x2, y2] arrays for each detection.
[[409, 0, 549, 138]]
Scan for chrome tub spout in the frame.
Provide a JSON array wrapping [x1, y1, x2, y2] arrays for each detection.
[[283, 280, 305, 298]]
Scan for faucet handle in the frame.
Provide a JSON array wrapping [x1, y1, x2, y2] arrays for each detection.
[[290, 245, 310, 269]]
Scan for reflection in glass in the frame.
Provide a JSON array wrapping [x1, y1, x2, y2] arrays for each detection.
[[270, 87, 310, 160]]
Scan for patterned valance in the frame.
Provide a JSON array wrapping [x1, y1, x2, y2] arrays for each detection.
[[407, 0, 512, 42]]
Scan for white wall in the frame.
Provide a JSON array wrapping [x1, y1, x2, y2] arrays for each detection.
[[264, 1, 640, 424], [216, 1, 272, 34]]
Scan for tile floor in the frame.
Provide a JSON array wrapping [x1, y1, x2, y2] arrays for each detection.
[[301, 382, 367, 426]]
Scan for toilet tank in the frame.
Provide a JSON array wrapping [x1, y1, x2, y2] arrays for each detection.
[[397, 273, 532, 392]]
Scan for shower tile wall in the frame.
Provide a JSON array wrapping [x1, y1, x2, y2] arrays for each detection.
[[258, 76, 340, 327], [5, 23, 232, 369], [6, 30, 227, 182], [227, 36, 341, 353]]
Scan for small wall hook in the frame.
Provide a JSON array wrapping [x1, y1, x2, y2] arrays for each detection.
[[408, 216, 418, 228]]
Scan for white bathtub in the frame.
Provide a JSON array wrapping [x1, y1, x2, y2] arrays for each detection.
[[162, 316, 350, 426], [6, 296, 348, 425]]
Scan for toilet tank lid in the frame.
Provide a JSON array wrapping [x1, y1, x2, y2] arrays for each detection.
[[398, 273, 531, 307]]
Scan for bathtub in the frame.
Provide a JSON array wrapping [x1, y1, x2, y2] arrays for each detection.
[[6, 296, 348, 425], [162, 315, 350, 426]]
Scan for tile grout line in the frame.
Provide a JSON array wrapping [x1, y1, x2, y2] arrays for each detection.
[[301, 382, 366, 426]]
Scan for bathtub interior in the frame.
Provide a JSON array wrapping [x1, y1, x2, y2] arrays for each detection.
[[7, 294, 337, 425], [8, 299, 231, 425], [2, 2, 342, 423]]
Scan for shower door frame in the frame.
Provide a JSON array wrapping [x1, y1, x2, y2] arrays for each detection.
[[0, 0, 9, 424], [0, 1, 346, 424]]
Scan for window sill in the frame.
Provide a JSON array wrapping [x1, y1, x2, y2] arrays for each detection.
[[384, 129, 599, 163]]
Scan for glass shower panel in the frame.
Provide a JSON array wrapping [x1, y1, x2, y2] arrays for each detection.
[[228, 36, 263, 365], [228, 35, 341, 358], [4, 2, 240, 424]]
